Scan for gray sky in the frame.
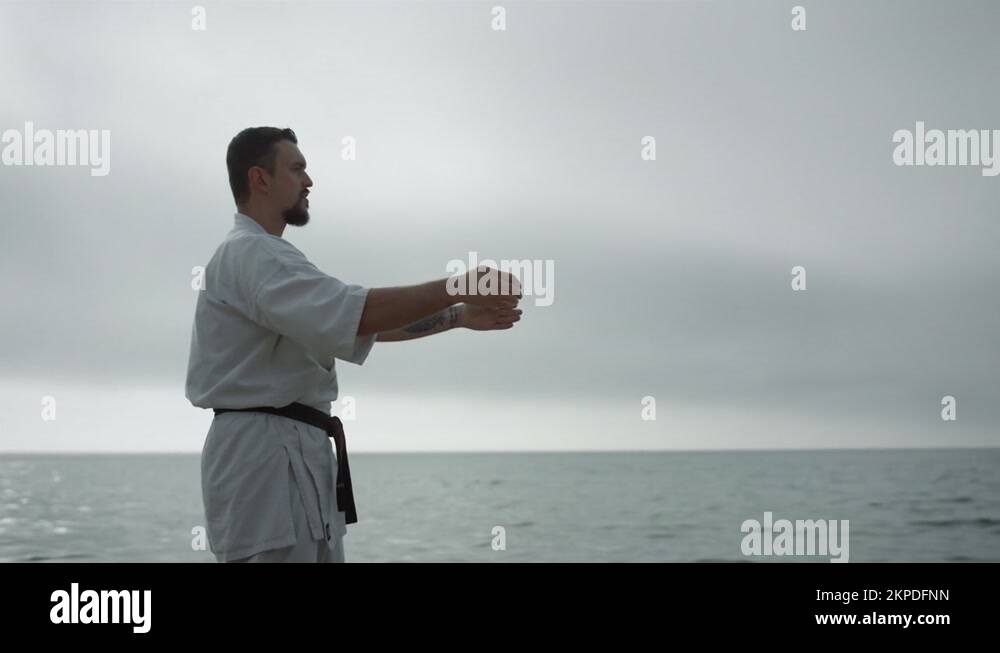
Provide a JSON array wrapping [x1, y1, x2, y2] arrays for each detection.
[[1, 0, 998, 452]]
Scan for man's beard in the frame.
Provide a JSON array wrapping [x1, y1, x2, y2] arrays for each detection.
[[282, 197, 310, 227]]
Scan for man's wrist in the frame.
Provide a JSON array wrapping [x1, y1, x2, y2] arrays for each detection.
[[443, 276, 464, 306], [450, 304, 465, 330]]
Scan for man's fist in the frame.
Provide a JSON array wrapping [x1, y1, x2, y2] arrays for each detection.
[[461, 304, 522, 331], [448, 266, 521, 309]]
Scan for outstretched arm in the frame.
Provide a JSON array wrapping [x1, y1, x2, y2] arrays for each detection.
[[357, 267, 521, 336]]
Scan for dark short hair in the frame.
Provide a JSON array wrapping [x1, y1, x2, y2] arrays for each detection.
[[226, 127, 297, 205]]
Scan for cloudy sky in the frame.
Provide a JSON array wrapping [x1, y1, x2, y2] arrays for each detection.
[[1, 0, 997, 452]]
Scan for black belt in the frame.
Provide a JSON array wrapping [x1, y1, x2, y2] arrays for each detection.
[[212, 402, 358, 525]]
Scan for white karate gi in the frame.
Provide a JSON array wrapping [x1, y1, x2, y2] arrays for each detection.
[[185, 213, 375, 562]]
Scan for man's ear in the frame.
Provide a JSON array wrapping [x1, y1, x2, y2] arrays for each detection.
[[248, 166, 270, 196]]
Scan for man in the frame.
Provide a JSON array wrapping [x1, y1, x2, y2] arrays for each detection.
[[185, 126, 521, 563]]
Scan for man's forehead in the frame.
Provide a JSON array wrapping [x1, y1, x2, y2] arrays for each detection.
[[276, 140, 306, 166]]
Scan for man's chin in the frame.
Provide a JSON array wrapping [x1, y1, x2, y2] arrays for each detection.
[[282, 207, 310, 227]]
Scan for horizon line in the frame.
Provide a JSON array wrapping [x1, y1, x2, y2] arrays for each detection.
[[1, 445, 998, 456]]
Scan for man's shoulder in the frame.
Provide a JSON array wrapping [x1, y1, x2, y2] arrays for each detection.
[[214, 233, 322, 303], [221, 231, 309, 269]]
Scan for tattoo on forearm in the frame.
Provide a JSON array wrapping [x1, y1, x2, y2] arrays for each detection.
[[395, 306, 460, 337], [402, 311, 447, 334]]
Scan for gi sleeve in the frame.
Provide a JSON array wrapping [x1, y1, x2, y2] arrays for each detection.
[[249, 255, 376, 365]]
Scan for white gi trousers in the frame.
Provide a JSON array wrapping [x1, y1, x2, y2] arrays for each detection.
[[202, 411, 349, 563]]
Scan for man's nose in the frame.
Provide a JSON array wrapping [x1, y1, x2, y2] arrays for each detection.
[[304, 174, 313, 188]]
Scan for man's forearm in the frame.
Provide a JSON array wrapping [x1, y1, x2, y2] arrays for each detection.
[[376, 305, 463, 342], [357, 278, 457, 336]]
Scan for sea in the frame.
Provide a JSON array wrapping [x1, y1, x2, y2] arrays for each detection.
[[1, 449, 997, 562]]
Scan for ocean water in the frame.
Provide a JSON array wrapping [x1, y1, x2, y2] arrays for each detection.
[[0, 449, 997, 563]]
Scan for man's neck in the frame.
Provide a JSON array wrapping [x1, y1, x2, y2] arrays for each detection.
[[238, 206, 285, 237]]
